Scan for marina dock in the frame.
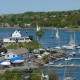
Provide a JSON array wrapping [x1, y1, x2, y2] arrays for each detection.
[[44, 64, 80, 68]]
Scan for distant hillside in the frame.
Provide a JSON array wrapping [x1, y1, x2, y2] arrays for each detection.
[[0, 10, 80, 28]]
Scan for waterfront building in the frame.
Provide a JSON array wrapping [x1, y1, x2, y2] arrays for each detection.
[[5, 48, 28, 60], [3, 30, 31, 43], [0, 48, 28, 66], [5, 50, 17, 60]]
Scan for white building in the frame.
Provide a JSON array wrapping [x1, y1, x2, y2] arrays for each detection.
[[5, 51, 17, 60], [5, 48, 28, 60], [3, 30, 31, 43]]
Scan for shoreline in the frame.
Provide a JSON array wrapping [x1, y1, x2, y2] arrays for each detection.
[[0, 26, 80, 31]]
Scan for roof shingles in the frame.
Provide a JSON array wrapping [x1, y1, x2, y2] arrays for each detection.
[[12, 48, 28, 55]]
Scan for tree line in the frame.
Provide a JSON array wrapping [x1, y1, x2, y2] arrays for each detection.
[[0, 68, 59, 80], [0, 10, 80, 28]]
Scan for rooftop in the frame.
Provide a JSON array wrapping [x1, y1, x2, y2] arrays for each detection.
[[12, 48, 28, 55]]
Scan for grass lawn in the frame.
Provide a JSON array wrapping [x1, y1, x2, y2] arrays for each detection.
[[6, 40, 43, 50]]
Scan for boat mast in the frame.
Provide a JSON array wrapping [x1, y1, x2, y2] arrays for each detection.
[[69, 34, 74, 46], [63, 60, 67, 80]]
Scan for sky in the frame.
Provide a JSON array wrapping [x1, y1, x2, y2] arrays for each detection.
[[0, 0, 80, 14]]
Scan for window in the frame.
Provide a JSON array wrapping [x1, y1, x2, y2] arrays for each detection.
[[7, 55, 9, 57], [13, 55, 15, 57]]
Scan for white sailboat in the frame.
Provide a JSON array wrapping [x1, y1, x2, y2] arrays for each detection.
[[64, 59, 74, 80], [55, 29, 60, 39], [69, 34, 75, 46], [55, 29, 61, 49], [62, 34, 75, 50], [36, 25, 41, 44], [67, 34, 75, 49], [37, 25, 40, 32]]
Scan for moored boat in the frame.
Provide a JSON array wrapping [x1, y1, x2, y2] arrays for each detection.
[[0, 60, 11, 66], [64, 77, 74, 80], [10, 56, 24, 64]]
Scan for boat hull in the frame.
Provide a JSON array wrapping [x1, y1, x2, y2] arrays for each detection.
[[0, 61, 11, 66], [11, 60, 24, 63]]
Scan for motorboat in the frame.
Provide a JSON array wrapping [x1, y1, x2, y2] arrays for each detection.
[[10, 56, 24, 64], [38, 54, 42, 59], [0, 60, 11, 66], [62, 45, 75, 50], [55, 46, 61, 49], [11, 60, 24, 63], [64, 77, 74, 80], [65, 57, 72, 61]]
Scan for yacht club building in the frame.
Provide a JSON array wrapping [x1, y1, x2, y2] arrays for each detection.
[[3, 30, 31, 43]]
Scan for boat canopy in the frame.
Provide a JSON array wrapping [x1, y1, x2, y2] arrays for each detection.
[[10, 56, 24, 62]]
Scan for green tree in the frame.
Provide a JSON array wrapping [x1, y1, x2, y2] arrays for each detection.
[[0, 47, 7, 53], [49, 71, 59, 80], [29, 35, 33, 40], [0, 70, 24, 80], [30, 73, 41, 80], [36, 28, 44, 48]]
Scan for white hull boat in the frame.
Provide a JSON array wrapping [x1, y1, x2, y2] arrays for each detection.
[[64, 77, 74, 80], [65, 57, 72, 61], [0, 61, 11, 66], [11, 60, 24, 63], [55, 46, 61, 49]]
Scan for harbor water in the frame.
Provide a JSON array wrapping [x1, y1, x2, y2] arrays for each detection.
[[0, 28, 80, 80]]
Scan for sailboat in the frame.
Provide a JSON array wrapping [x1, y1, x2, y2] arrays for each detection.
[[37, 25, 40, 32], [55, 29, 61, 49], [67, 34, 75, 49], [55, 29, 60, 39], [64, 59, 74, 80], [69, 34, 75, 46], [62, 33, 75, 50]]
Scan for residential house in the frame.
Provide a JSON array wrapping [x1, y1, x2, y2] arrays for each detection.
[[3, 30, 31, 43], [5, 50, 17, 60], [12, 48, 29, 59], [4, 48, 28, 59]]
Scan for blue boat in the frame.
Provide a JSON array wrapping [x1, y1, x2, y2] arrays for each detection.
[[10, 56, 24, 63]]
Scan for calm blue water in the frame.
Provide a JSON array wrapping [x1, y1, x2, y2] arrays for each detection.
[[43, 53, 80, 80], [1, 28, 80, 80], [1, 28, 80, 48], [43, 66, 80, 80]]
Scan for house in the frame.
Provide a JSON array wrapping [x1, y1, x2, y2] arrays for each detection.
[[5, 48, 29, 60], [12, 48, 29, 58], [5, 50, 17, 60], [3, 30, 31, 43]]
